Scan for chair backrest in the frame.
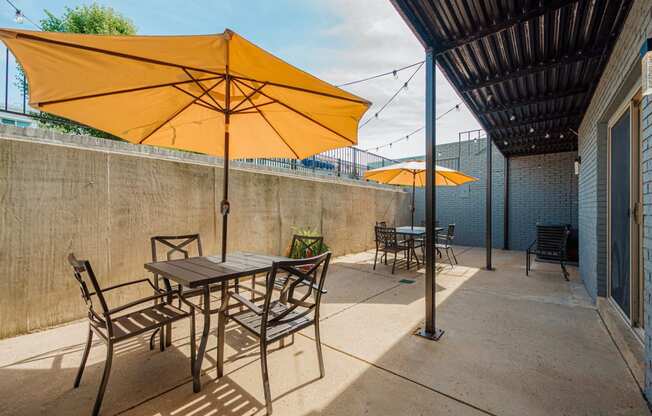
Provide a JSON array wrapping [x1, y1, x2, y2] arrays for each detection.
[[535, 224, 570, 258], [375, 226, 398, 247], [376, 221, 387, 227], [151, 234, 203, 290], [67, 254, 110, 332], [288, 234, 324, 259], [446, 224, 455, 241], [262, 252, 332, 334]]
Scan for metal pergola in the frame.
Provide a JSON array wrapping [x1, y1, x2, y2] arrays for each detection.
[[391, 0, 632, 340]]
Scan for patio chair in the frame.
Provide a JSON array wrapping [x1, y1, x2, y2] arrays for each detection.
[[67, 253, 195, 416], [526, 224, 570, 280], [435, 224, 457, 267], [220, 252, 332, 415], [373, 226, 411, 274]]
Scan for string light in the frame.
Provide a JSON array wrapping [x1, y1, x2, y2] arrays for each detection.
[[336, 61, 424, 87], [5, 0, 42, 29], [363, 102, 463, 152], [358, 61, 424, 129]]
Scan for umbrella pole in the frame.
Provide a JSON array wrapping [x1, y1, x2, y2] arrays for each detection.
[[221, 67, 232, 262], [411, 175, 415, 229]]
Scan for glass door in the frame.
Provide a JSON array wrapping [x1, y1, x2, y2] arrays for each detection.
[[608, 90, 643, 329], [609, 109, 631, 317]]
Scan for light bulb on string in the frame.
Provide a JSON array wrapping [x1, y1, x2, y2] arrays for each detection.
[[14, 10, 24, 24]]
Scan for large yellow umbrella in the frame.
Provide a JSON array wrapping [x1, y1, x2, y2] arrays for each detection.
[[0, 28, 370, 260], [364, 160, 477, 228]]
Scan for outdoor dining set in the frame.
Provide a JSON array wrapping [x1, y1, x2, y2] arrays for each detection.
[[69, 234, 329, 416], [373, 222, 458, 274]]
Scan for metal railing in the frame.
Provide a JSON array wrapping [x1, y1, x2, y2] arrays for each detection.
[[0, 45, 397, 180]]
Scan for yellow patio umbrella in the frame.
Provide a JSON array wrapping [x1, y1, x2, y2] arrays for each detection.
[[0, 28, 370, 260], [364, 160, 477, 228]]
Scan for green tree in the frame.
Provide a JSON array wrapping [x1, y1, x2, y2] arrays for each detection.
[[21, 3, 136, 139]]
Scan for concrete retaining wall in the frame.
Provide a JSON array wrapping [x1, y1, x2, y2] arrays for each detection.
[[0, 126, 409, 339]]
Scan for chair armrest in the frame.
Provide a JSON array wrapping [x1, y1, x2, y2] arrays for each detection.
[[527, 239, 537, 251], [92, 278, 157, 297], [105, 291, 178, 316], [229, 292, 264, 315], [283, 274, 327, 294]]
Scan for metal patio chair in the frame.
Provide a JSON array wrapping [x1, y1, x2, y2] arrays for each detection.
[[220, 252, 332, 415], [435, 224, 457, 267], [373, 225, 411, 273], [68, 253, 195, 416], [526, 224, 570, 280]]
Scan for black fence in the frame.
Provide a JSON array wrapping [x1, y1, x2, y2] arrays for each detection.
[[0, 45, 396, 181]]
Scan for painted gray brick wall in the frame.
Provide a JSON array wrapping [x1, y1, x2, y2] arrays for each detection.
[[643, 94, 652, 398], [509, 153, 578, 250], [414, 138, 576, 251], [414, 138, 504, 248]]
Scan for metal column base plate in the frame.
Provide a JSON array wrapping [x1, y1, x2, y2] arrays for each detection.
[[414, 327, 445, 341]]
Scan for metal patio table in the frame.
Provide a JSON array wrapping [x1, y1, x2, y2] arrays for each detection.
[[395, 226, 444, 268], [144, 251, 289, 392]]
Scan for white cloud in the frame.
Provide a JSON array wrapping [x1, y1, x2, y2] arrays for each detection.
[[310, 0, 482, 159]]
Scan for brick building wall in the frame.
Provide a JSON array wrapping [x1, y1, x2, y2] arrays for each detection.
[[413, 138, 577, 251]]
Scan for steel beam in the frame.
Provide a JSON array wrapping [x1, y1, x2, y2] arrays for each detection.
[[416, 48, 444, 341], [486, 135, 493, 270], [503, 157, 509, 250]]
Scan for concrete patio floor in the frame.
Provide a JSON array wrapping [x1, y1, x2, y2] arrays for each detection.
[[0, 247, 649, 416]]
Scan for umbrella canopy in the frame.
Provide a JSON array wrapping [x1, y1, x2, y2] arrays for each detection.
[[1, 28, 370, 260], [363, 160, 477, 187], [0, 28, 369, 158], [364, 160, 477, 227]]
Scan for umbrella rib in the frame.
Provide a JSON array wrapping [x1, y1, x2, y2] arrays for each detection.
[[230, 82, 267, 112], [138, 78, 224, 144], [235, 79, 356, 145], [182, 68, 224, 111], [232, 75, 370, 105], [232, 101, 275, 113], [232, 80, 299, 159], [172, 86, 223, 113], [35, 76, 223, 107], [8, 30, 223, 77]]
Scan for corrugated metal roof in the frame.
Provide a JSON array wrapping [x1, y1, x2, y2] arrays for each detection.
[[391, 0, 633, 157]]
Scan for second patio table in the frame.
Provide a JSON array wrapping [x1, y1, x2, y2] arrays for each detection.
[[394, 226, 444, 268], [144, 251, 289, 392]]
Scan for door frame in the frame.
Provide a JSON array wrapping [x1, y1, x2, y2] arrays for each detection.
[[606, 83, 642, 331]]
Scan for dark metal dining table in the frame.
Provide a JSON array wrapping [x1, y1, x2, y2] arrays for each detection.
[[144, 251, 289, 392], [394, 226, 444, 268]]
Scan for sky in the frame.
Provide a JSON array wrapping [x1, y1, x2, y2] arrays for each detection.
[[0, 0, 482, 159]]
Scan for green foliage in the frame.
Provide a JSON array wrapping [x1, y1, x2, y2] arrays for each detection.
[[19, 3, 136, 139], [40, 4, 136, 35], [286, 228, 329, 259]]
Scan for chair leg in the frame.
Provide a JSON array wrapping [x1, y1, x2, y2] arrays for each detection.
[[526, 251, 530, 276], [445, 249, 453, 267], [92, 342, 113, 416], [190, 310, 196, 376], [251, 274, 256, 301], [74, 327, 93, 388], [149, 328, 159, 350], [392, 252, 397, 274], [315, 323, 325, 378], [159, 325, 165, 352], [451, 247, 458, 264], [561, 261, 569, 281], [373, 249, 378, 270], [260, 340, 273, 415]]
